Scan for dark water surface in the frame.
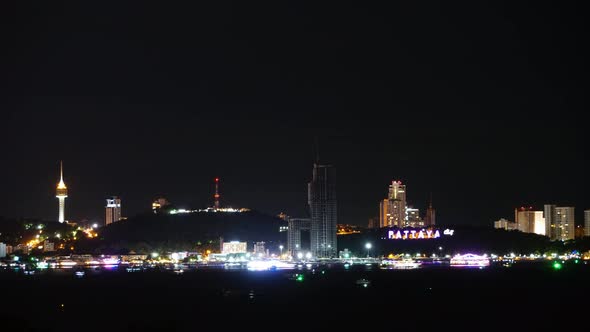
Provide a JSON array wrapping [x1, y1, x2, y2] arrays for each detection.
[[1, 262, 587, 331]]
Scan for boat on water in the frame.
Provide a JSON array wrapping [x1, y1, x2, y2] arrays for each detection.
[[381, 259, 421, 269], [450, 254, 489, 267]]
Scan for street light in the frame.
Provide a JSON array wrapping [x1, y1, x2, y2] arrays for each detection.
[[365, 243, 372, 258], [279, 245, 283, 257]]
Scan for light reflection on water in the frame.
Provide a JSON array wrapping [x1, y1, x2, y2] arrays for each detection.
[[0, 260, 504, 278]]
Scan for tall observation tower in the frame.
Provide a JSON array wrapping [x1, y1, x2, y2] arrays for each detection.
[[56, 161, 68, 223]]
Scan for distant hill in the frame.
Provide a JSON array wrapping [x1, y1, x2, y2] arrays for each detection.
[[76, 210, 287, 254]]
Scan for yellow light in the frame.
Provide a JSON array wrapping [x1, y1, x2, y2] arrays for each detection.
[[57, 181, 67, 189]]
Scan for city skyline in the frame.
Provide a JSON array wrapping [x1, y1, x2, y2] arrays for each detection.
[[1, 2, 586, 227], [2, 159, 586, 231], [1, 3, 588, 330]]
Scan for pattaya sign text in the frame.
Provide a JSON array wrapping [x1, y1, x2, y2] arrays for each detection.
[[388, 228, 454, 240]]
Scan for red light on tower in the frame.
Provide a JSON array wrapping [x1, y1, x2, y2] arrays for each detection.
[[214, 177, 220, 209]]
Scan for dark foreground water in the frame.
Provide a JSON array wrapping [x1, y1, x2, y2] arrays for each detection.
[[1, 261, 588, 331]]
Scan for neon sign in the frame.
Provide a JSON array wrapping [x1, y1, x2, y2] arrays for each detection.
[[387, 228, 454, 240]]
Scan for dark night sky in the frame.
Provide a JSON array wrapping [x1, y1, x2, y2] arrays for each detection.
[[1, 2, 587, 226]]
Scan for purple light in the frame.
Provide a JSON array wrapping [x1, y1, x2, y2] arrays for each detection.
[[101, 258, 119, 265], [450, 254, 489, 267]]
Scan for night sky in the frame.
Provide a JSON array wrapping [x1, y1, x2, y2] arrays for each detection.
[[1, 2, 586, 226]]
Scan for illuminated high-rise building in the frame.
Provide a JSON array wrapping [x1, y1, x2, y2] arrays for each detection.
[[406, 208, 423, 227], [388, 181, 406, 227], [584, 210, 590, 237], [515, 206, 545, 235], [379, 181, 408, 228], [379, 199, 391, 228], [55, 161, 68, 223], [544, 205, 575, 241], [308, 163, 337, 258], [105, 196, 122, 226]]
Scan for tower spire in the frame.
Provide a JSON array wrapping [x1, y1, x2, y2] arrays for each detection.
[[214, 177, 220, 210], [314, 136, 320, 163], [57, 161, 67, 189]]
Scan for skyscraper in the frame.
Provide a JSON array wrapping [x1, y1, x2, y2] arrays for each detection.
[[55, 161, 68, 223], [379, 181, 407, 228], [389, 181, 406, 227], [379, 199, 391, 228], [544, 204, 575, 241], [424, 195, 436, 226], [308, 163, 337, 258], [584, 210, 590, 237], [105, 196, 122, 226]]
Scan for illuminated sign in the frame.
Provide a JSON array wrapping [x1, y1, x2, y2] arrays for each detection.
[[387, 228, 454, 240], [222, 241, 247, 254]]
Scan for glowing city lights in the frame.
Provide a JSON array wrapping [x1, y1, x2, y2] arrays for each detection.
[[450, 254, 490, 267], [246, 260, 295, 271]]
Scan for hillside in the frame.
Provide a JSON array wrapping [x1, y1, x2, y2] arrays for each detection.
[[76, 210, 287, 254]]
